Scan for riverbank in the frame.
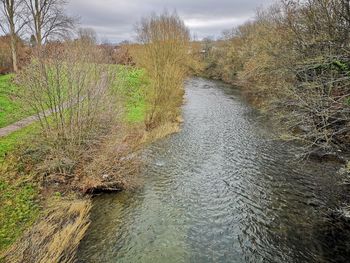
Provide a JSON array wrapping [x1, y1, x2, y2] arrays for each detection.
[[77, 78, 350, 262], [0, 12, 195, 261], [198, 70, 350, 166], [0, 66, 183, 262], [0, 120, 181, 263], [200, 1, 350, 162]]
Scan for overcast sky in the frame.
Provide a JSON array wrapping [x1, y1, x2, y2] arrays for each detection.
[[67, 0, 274, 43]]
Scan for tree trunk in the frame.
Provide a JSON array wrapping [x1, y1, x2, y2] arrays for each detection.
[[34, 0, 42, 46], [10, 33, 18, 72], [36, 30, 42, 47]]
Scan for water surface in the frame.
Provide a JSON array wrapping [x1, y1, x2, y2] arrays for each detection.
[[78, 78, 347, 263]]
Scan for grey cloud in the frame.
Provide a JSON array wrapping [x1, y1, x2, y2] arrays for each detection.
[[67, 0, 274, 43]]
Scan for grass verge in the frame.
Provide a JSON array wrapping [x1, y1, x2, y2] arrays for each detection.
[[0, 123, 40, 161], [0, 123, 42, 255], [0, 74, 30, 129], [113, 66, 148, 123]]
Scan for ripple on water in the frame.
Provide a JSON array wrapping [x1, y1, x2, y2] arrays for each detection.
[[77, 78, 348, 263]]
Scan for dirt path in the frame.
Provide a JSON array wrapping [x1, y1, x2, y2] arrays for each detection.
[[0, 75, 109, 138], [0, 99, 82, 138], [0, 105, 63, 137], [0, 114, 40, 138]]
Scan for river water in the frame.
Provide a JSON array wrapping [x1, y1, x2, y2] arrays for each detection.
[[77, 78, 349, 263]]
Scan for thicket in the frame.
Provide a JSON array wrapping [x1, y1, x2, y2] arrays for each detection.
[[132, 12, 191, 129], [203, 0, 350, 155]]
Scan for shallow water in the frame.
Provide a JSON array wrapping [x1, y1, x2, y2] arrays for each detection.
[[77, 78, 348, 263]]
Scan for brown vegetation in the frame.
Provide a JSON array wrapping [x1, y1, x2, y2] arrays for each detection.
[[17, 39, 117, 143], [112, 43, 135, 65], [202, 0, 350, 156], [132, 11, 191, 129], [2, 198, 91, 263], [0, 0, 75, 74], [0, 11, 191, 262], [0, 0, 27, 72], [0, 35, 30, 73]]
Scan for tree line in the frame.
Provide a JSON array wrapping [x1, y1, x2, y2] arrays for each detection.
[[202, 0, 350, 156], [0, 0, 74, 72]]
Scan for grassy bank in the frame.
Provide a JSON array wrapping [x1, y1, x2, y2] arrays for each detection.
[[0, 124, 39, 160], [0, 65, 155, 256], [0, 74, 30, 128], [0, 65, 182, 261], [0, 12, 191, 262], [0, 65, 140, 256], [0, 175, 39, 252], [0, 124, 41, 253], [113, 65, 148, 123]]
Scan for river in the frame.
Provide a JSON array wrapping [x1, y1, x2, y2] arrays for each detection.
[[77, 78, 349, 263]]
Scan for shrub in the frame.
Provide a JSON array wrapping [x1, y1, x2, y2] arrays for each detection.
[[133, 11, 191, 129]]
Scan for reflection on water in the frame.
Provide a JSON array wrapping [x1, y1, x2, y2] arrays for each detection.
[[77, 78, 348, 263]]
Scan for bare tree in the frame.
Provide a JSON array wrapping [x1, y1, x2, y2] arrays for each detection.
[[17, 39, 116, 143], [0, 0, 27, 72], [78, 27, 97, 45], [24, 0, 74, 46]]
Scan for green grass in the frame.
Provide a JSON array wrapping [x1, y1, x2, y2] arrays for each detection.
[[0, 123, 41, 254], [113, 66, 149, 123], [0, 65, 149, 255], [0, 179, 39, 253], [0, 123, 40, 162], [0, 74, 29, 129], [0, 65, 149, 129]]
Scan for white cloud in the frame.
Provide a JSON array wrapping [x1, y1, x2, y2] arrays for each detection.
[[67, 0, 274, 43], [184, 17, 247, 29]]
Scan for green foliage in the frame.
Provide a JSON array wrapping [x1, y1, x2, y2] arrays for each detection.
[[0, 179, 39, 252], [332, 60, 350, 73], [0, 74, 30, 128]]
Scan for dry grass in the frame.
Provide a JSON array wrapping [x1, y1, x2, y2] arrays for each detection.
[[74, 118, 182, 194], [140, 119, 181, 144], [74, 125, 144, 193], [1, 197, 91, 263]]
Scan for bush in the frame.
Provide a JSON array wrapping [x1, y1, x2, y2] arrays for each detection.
[[17, 39, 118, 144], [133, 11, 191, 129]]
